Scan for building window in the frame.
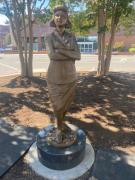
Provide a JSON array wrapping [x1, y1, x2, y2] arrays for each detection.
[[33, 37, 38, 43], [41, 37, 46, 50], [77, 36, 98, 53]]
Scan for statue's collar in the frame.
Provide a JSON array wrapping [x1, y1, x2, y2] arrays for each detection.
[[53, 29, 66, 46]]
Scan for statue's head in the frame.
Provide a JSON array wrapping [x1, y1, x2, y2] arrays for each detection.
[[50, 5, 71, 28]]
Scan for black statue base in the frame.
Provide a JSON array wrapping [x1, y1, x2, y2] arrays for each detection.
[[36, 125, 86, 170]]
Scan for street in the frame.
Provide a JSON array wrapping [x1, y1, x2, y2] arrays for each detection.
[[0, 54, 135, 76]]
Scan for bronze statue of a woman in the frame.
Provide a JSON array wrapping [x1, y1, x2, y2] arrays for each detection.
[[47, 5, 80, 145]]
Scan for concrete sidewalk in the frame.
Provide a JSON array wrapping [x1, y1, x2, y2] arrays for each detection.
[[0, 118, 38, 177], [91, 149, 135, 180]]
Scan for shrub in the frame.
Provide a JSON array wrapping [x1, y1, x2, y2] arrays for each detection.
[[128, 48, 135, 53], [113, 41, 125, 51], [131, 44, 135, 48]]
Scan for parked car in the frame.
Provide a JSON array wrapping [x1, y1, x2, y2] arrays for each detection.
[[0, 48, 5, 53], [4, 47, 12, 51]]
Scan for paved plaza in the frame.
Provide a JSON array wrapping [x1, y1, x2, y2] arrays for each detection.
[[0, 118, 38, 177]]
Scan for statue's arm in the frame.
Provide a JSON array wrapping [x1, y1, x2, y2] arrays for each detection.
[[58, 36, 81, 60], [47, 36, 67, 60], [58, 49, 81, 60]]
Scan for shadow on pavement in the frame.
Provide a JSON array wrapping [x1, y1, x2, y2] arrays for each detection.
[[0, 118, 38, 177]]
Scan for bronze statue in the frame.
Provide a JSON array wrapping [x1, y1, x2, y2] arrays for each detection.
[[46, 5, 81, 146]]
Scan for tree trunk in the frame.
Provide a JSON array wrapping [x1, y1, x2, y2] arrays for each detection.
[[4, 0, 34, 78], [22, 6, 28, 77], [4, 0, 18, 46], [104, 25, 116, 75], [97, 7, 106, 77], [12, 0, 27, 77], [27, 0, 33, 77], [104, 8, 120, 75]]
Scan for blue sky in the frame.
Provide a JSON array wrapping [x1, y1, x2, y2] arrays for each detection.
[[0, 0, 50, 25]]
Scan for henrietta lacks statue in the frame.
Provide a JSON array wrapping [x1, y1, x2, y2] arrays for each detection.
[[47, 5, 80, 144]]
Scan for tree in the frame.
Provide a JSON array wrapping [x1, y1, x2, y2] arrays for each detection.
[[4, 33, 11, 45], [34, 0, 94, 36], [33, 8, 52, 24], [86, 0, 134, 76], [48, 0, 135, 76], [119, 9, 135, 35], [0, 0, 48, 77]]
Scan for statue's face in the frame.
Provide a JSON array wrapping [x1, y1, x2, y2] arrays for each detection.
[[54, 10, 68, 27]]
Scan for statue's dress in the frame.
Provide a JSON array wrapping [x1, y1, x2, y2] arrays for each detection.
[[47, 29, 80, 119]]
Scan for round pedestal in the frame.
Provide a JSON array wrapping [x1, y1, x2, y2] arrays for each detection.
[[25, 124, 95, 180], [25, 139, 95, 180], [36, 125, 86, 170]]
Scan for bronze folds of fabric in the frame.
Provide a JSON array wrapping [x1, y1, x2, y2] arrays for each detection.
[[47, 82, 76, 115]]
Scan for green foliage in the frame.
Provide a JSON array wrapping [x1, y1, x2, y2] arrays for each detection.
[[49, 0, 91, 35], [47, 0, 135, 36], [98, 25, 108, 34], [70, 11, 95, 35], [33, 9, 52, 23], [85, 0, 135, 32], [49, 0, 82, 12], [128, 48, 135, 52], [119, 9, 135, 35]]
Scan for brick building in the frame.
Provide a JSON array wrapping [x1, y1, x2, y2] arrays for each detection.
[[9, 21, 54, 51], [20, 21, 54, 51], [29, 23, 135, 52], [10, 21, 135, 52], [0, 25, 10, 48], [29, 22, 54, 51], [106, 27, 135, 50], [90, 26, 135, 51]]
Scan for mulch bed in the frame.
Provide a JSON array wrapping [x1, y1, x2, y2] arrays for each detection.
[[0, 72, 135, 179]]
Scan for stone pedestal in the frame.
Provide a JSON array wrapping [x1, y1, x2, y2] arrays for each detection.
[[26, 124, 95, 180], [36, 125, 86, 170]]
